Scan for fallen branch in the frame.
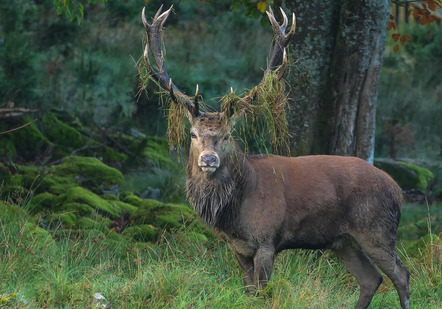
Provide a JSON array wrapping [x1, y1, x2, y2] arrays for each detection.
[[0, 106, 38, 118], [0, 119, 37, 135]]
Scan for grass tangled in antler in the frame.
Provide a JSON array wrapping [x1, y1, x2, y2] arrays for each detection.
[[139, 54, 290, 156], [221, 71, 290, 156]]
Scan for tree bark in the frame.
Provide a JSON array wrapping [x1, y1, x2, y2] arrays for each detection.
[[284, 0, 390, 163]]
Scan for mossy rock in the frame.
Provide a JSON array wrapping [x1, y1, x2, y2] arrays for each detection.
[[399, 162, 434, 191], [121, 194, 143, 207], [30, 192, 65, 213], [98, 145, 128, 165], [122, 224, 159, 242], [112, 200, 138, 215], [0, 201, 28, 224], [132, 199, 195, 229], [40, 113, 85, 156], [143, 137, 177, 169], [64, 186, 122, 219], [77, 217, 110, 233], [102, 194, 120, 201], [0, 117, 53, 162], [5, 166, 55, 195], [52, 156, 124, 190], [61, 202, 95, 217], [58, 212, 78, 228], [374, 159, 434, 190]]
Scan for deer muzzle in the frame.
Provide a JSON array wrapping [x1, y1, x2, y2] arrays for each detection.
[[198, 151, 220, 173]]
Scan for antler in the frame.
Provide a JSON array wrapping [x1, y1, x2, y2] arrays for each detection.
[[234, 6, 296, 111], [142, 5, 201, 117], [265, 6, 296, 79]]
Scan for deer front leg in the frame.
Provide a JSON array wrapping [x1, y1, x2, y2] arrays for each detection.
[[235, 253, 255, 295], [252, 246, 275, 291]]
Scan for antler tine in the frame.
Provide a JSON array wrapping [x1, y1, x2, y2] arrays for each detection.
[[279, 7, 288, 34], [142, 6, 201, 115], [193, 85, 200, 116], [152, 4, 164, 20], [277, 48, 288, 80]]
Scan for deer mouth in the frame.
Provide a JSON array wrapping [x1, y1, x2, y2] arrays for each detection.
[[201, 166, 217, 173]]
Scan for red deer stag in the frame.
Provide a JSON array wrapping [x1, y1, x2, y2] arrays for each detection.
[[141, 5, 410, 309]]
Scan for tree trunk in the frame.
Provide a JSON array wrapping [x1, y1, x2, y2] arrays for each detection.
[[284, 0, 390, 163]]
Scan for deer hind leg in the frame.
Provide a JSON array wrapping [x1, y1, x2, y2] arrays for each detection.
[[356, 237, 410, 309], [332, 236, 383, 309]]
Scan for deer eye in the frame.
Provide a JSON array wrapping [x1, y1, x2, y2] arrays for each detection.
[[224, 134, 230, 141], [190, 132, 197, 139]]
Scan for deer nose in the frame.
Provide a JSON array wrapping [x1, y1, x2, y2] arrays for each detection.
[[201, 155, 218, 166]]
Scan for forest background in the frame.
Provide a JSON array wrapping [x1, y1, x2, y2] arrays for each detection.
[[0, 0, 441, 308]]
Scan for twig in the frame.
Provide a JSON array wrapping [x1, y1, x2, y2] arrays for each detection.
[[0, 119, 37, 135]]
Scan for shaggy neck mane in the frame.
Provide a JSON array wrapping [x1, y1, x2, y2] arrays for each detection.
[[186, 150, 249, 229]]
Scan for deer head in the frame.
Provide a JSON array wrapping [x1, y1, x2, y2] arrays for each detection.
[[141, 5, 295, 175]]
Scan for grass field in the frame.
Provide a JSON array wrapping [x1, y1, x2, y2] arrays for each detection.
[[0, 201, 440, 308]]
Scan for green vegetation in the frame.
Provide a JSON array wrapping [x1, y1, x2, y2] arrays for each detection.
[[376, 22, 441, 161], [1, 196, 440, 308]]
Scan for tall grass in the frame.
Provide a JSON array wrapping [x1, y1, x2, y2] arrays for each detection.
[[1, 201, 441, 308]]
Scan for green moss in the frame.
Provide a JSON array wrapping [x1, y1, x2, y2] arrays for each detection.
[[52, 156, 124, 189], [95, 215, 112, 227], [112, 200, 138, 215], [132, 200, 195, 229], [143, 137, 177, 169], [154, 204, 195, 229], [375, 160, 435, 191], [9, 117, 53, 162], [0, 202, 28, 223], [0, 136, 16, 158], [65, 186, 121, 219], [99, 146, 128, 164], [30, 192, 64, 213], [76, 217, 110, 232], [48, 183, 75, 195], [399, 162, 434, 191], [122, 224, 159, 242], [61, 202, 95, 217], [58, 212, 78, 228], [102, 194, 120, 201], [6, 166, 61, 195], [6, 222, 54, 247], [41, 113, 84, 150], [121, 194, 143, 207]]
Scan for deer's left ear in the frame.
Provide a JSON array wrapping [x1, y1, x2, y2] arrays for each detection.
[[227, 109, 244, 128]]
